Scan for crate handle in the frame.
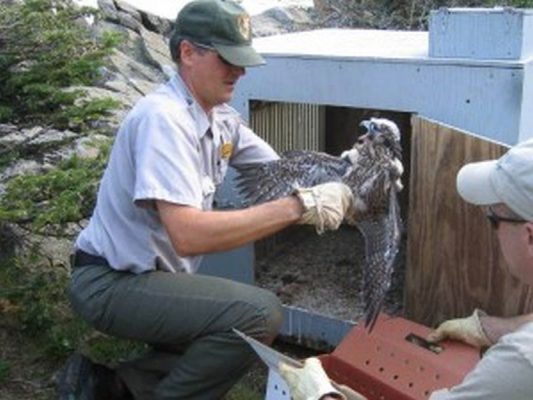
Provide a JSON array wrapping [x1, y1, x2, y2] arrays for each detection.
[[405, 333, 443, 354]]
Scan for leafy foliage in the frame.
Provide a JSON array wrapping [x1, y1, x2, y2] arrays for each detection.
[[0, 360, 9, 384], [0, 0, 120, 366], [0, 0, 120, 129], [0, 247, 87, 358], [82, 335, 148, 366], [0, 142, 110, 235], [63, 97, 121, 130]]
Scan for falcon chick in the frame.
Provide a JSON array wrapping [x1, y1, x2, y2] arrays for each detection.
[[235, 118, 404, 331]]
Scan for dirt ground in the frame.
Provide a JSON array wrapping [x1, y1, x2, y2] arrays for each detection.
[[0, 328, 60, 400], [255, 224, 406, 323]]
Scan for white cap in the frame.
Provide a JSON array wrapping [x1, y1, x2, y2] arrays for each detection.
[[456, 139, 533, 221]]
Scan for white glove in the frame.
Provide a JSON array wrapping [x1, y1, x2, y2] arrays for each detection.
[[426, 309, 492, 349], [279, 358, 346, 400], [295, 182, 354, 234]]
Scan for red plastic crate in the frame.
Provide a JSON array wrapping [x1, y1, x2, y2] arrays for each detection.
[[319, 314, 480, 400]]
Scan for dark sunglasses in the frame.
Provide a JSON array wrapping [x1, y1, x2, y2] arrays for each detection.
[[485, 206, 527, 229], [191, 41, 234, 67]]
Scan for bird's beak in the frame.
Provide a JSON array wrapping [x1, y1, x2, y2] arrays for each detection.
[[359, 120, 375, 141]]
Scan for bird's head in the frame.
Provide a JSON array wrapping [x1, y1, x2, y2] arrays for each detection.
[[357, 118, 402, 160]]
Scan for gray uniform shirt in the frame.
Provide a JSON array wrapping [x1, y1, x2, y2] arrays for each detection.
[[75, 73, 278, 274], [430, 321, 533, 399]]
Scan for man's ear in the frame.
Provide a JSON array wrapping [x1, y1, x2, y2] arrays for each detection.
[[179, 40, 196, 66]]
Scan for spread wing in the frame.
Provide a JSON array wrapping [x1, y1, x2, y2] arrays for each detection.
[[235, 150, 351, 205], [357, 188, 402, 331]]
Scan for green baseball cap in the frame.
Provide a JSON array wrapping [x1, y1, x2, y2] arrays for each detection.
[[169, 0, 265, 67]]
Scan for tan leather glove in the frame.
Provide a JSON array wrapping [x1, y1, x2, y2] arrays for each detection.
[[279, 358, 346, 400], [426, 309, 492, 349], [295, 182, 354, 234]]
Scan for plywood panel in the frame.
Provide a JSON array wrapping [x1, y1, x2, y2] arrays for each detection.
[[405, 116, 533, 327]]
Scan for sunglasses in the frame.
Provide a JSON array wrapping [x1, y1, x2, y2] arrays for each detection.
[[190, 41, 234, 67], [485, 206, 527, 229]]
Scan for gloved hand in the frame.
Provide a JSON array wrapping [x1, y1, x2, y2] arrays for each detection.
[[279, 358, 346, 400], [426, 309, 493, 349], [295, 182, 354, 234]]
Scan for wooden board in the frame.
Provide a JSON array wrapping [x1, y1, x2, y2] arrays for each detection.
[[404, 116, 533, 327]]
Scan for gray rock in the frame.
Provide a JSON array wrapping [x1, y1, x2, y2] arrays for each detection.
[[97, 0, 118, 22], [115, 0, 142, 20], [103, 78, 149, 106], [1, 159, 46, 184], [139, 26, 173, 71], [0, 126, 43, 147], [0, 126, 78, 157], [252, 6, 316, 37], [95, 2, 142, 34], [74, 134, 112, 160], [116, 10, 143, 32], [108, 49, 163, 90], [0, 123, 18, 137], [27, 129, 78, 147], [141, 11, 173, 36]]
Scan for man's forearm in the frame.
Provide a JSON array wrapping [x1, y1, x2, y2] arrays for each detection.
[[157, 196, 303, 257]]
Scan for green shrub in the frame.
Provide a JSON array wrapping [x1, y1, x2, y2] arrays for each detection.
[[0, 0, 121, 129], [82, 335, 148, 366], [0, 143, 110, 235], [0, 247, 86, 358], [0, 360, 9, 384], [0, 0, 118, 359], [63, 97, 121, 130]]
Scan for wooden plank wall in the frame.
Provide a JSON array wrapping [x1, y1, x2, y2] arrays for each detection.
[[404, 116, 533, 327]]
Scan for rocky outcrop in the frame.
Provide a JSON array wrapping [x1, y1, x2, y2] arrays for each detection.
[[0, 0, 323, 192], [252, 6, 317, 37], [0, 0, 175, 189], [0, 124, 111, 196]]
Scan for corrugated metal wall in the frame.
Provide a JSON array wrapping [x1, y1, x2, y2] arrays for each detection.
[[249, 101, 325, 152]]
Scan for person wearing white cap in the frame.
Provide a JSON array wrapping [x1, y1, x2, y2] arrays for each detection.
[[57, 0, 354, 399], [278, 139, 533, 400]]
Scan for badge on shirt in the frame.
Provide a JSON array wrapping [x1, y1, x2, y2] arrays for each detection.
[[221, 142, 233, 160]]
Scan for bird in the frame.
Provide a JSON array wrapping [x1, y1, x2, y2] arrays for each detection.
[[234, 117, 404, 331]]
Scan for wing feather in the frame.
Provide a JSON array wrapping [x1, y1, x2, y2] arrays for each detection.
[[356, 189, 402, 331], [235, 151, 351, 205]]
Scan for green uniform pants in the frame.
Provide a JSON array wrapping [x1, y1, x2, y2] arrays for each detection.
[[68, 264, 283, 399]]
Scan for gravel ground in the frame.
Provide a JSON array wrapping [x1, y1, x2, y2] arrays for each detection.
[[255, 224, 406, 323]]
